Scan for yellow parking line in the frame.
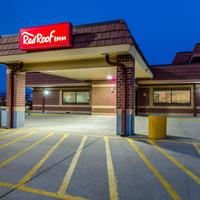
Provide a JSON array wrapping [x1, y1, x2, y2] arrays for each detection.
[[0, 181, 85, 200], [0, 131, 35, 150], [127, 139, 181, 200], [0, 130, 11, 135], [31, 113, 66, 117], [58, 136, 87, 194], [131, 137, 198, 145], [19, 134, 68, 185], [148, 140, 200, 185], [192, 143, 200, 156], [67, 133, 118, 139], [0, 130, 23, 140], [0, 132, 53, 168], [104, 137, 119, 200]]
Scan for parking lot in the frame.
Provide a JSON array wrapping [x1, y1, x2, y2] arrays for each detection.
[[0, 115, 199, 200]]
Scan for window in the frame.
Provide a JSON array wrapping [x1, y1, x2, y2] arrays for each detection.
[[76, 92, 90, 103], [63, 92, 76, 103], [63, 91, 90, 104], [172, 90, 190, 104], [154, 90, 171, 103], [153, 89, 191, 104]]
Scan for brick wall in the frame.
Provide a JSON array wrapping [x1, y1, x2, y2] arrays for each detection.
[[195, 85, 200, 116], [14, 72, 25, 107], [32, 90, 43, 105], [116, 54, 135, 111], [196, 86, 200, 106], [32, 106, 91, 113], [137, 84, 196, 116], [91, 80, 116, 114], [6, 70, 25, 108], [32, 88, 91, 114], [137, 88, 150, 106], [6, 67, 25, 128], [32, 89, 59, 105]]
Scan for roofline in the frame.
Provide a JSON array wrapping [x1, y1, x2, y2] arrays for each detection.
[[0, 19, 126, 38], [0, 33, 18, 38], [0, 19, 151, 74], [175, 51, 192, 54], [73, 19, 125, 28], [122, 20, 150, 68], [150, 62, 200, 68], [194, 42, 200, 47], [150, 64, 172, 67]]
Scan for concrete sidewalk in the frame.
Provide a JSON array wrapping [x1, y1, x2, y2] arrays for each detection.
[[135, 116, 200, 140], [24, 114, 200, 139]]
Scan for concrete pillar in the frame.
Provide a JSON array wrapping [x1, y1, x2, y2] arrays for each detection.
[[116, 55, 135, 136], [6, 65, 25, 128]]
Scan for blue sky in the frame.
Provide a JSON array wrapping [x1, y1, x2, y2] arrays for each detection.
[[0, 0, 200, 92]]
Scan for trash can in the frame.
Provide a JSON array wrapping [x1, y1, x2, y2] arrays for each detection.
[[148, 115, 167, 139]]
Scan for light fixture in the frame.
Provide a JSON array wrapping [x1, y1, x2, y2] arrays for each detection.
[[107, 75, 113, 80], [43, 90, 49, 96]]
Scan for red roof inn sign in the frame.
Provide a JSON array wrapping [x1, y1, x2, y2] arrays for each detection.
[[19, 22, 72, 50]]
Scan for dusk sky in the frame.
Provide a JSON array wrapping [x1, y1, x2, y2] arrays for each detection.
[[0, 0, 200, 92]]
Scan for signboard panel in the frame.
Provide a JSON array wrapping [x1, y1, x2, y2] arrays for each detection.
[[19, 22, 72, 50]]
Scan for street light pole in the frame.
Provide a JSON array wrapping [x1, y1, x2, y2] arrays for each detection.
[[42, 89, 50, 113], [42, 88, 45, 113]]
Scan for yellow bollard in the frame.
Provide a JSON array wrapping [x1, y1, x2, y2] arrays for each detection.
[[148, 115, 167, 139]]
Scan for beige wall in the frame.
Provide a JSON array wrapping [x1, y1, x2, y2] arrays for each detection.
[[91, 80, 116, 115]]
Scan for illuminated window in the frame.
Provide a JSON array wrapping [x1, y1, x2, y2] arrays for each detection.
[[172, 90, 190, 104], [63, 91, 90, 104], [76, 92, 90, 103], [153, 89, 191, 104], [63, 92, 76, 103], [154, 90, 171, 103]]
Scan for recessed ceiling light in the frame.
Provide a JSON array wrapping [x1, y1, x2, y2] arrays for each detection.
[[107, 75, 113, 80]]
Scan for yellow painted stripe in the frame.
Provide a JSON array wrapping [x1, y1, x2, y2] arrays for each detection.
[[0, 181, 85, 200], [5, 131, 117, 139], [0, 129, 11, 135], [0, 131, 35, 150], [193, 143, 200, 156], [0, 132, 53, 168], [104, 137, 119, 200], [148, 140, 200, 185], [31, 113, 67, 117], [128, 139, 181, 200], [131, 137, 200, 145], [58, 136, 87, 194], [63, 133, 118, 139], [19, 134, 68, 185], [0, 130, 23, 140]]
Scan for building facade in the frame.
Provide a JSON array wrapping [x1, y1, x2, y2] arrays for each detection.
[[0, 19, 200, 135], [27, 46, 200, 117]]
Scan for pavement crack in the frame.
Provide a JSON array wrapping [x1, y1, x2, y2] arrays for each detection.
[[0, 136, 102, 199]]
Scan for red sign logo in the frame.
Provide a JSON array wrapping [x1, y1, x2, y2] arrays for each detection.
[[19, 22, 72, 51]]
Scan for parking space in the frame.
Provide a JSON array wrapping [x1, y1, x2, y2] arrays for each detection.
[[0, 127, 199, 200]]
